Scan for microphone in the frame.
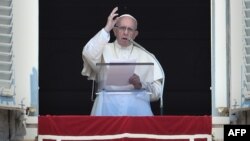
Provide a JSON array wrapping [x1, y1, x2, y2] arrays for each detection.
[[129, 39, 165, 115]]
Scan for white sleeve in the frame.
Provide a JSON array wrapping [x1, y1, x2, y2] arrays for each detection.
[[82, 29, 110, 76], [142, 80, 162, 101], [83, 28, 110, 61]]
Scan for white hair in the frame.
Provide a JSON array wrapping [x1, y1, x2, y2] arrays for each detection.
[[117, 14, 138, 29]]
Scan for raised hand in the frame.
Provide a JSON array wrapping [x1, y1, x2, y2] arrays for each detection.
[[104, 7, 119, 32]]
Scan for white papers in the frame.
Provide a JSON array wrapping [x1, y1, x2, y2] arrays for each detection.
[[105, 59, 136, 86]]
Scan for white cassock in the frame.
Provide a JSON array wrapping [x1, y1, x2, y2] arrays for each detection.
[[82, 28, 164, 116]]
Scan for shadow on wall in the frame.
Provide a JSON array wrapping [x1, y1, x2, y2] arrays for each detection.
[[30, 67, 39, 116]]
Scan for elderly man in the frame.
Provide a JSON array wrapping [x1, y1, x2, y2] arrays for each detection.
[[82, 7, 164, 116]]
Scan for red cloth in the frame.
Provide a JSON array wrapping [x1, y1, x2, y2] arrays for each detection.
[[39, 115, 211, 141], [38, 116, 212, 136]]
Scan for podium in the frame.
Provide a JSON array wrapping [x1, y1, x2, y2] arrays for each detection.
[[91, 62, 154, 116]]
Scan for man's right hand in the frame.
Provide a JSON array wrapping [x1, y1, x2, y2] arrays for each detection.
[[104, 7, 119, 33]]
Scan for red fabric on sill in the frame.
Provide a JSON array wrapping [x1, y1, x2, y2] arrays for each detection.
[[39, 115, 211, 136]]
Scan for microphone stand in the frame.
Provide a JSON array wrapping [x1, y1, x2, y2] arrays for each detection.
[[129, 39, 165, 115]]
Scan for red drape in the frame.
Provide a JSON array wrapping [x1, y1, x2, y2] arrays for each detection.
[[38, 115, 211, 141]]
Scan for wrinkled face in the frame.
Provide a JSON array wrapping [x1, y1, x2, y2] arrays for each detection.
[[113, 16, 138, 47]]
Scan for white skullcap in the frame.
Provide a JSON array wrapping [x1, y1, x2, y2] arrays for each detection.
[[118, 14, 137, 23]]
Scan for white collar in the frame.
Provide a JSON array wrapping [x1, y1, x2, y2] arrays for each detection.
[[114, 40, 133, 50]]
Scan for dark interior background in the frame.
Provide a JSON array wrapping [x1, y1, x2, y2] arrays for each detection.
[[39, 0, 211, 115]]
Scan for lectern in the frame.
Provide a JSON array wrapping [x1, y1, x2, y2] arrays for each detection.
[[92, 62, 154, 116]]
